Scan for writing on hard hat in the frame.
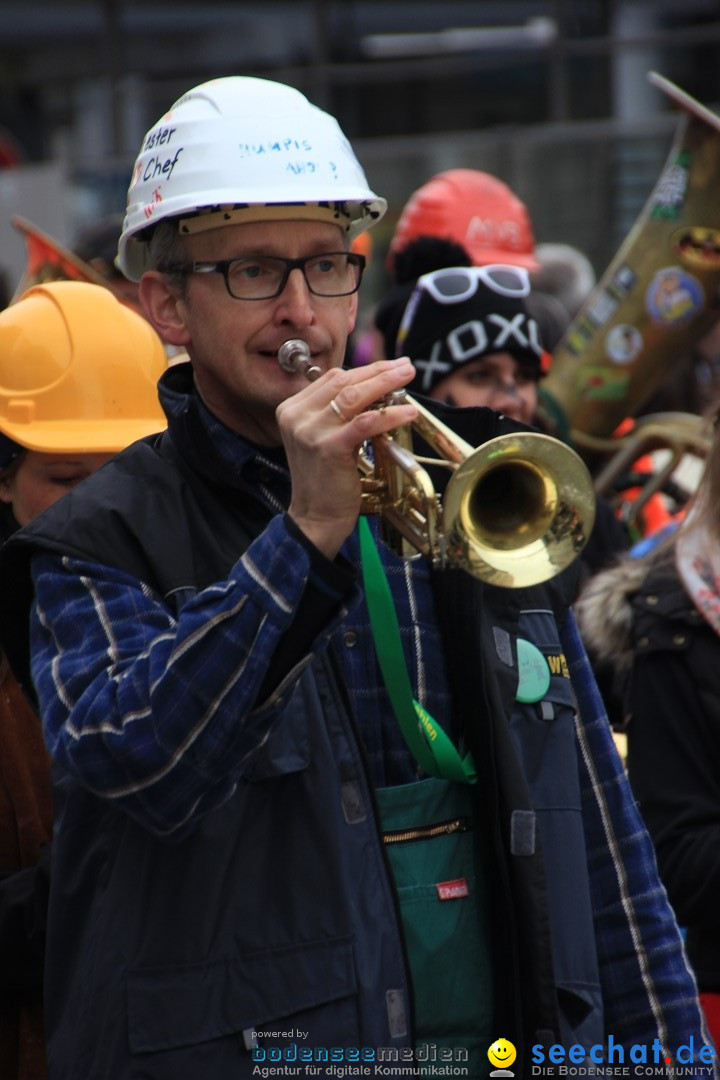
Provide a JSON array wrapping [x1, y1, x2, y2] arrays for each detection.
[[118, 76, 387, 281], [388, 169, 538, 272], [0, 282, 167, 453]]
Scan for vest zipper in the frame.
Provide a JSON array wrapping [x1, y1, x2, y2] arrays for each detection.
[[382, 816, 471, 845]]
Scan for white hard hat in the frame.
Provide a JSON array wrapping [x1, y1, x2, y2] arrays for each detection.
[[118, 76, 387, 281]]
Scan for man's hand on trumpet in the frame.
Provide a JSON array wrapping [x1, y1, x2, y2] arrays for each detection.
[[277, 357, 418, 559]]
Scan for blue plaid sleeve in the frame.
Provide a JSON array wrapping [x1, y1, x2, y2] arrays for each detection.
[[30, 514, 349, 839], [564, 609, 717, 1076]]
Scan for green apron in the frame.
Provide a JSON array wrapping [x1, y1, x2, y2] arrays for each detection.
[[376, 776, 494, 1076]]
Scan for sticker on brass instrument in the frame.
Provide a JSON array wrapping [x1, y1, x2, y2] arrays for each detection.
[[563, 314, 601, 356], [576, 367, 630, 401], [646, 266, 703, 325], [609, 263, 637, 299], [563, 337, 586, 358], [586, 290, 619, 327], [673, 226, 720, 270], [650, 149, 690, 220], [645, 266, 704, 324], [605, 324, 643, 365]]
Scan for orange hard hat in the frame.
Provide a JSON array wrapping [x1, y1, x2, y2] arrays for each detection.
[[0, 281, 167, 453], [388, 169, 538, 271]]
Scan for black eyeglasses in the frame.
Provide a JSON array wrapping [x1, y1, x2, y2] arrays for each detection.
[[172, 251, 366, 301]]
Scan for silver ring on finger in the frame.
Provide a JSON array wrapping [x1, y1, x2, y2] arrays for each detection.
[[329, 397, 350, 423]]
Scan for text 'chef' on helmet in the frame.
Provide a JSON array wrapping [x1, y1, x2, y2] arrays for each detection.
[[118, 76, 387, 281], [388, 169, 538, 273], [0, 282, 167, 454]]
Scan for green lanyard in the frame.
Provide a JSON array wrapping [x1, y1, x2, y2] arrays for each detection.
[[358, 518, 476, 785]]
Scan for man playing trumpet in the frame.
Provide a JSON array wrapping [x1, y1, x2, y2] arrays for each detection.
[[0, 75, 713, 1079]]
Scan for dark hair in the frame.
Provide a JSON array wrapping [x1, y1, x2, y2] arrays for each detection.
[[391, 236, 472, 284], [0, 433, 23, 471], [375, 236, 473, 358], [146, 221, 190, 295], [0, 450, 26, 544]]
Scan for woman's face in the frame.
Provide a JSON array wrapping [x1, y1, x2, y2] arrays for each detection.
[[0, 451, 113, 526], [428, 351, 539, 424]]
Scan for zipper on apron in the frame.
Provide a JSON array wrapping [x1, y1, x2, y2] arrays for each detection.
[[382, 817, 471, 845]]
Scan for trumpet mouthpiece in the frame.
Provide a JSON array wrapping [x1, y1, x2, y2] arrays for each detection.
[[277, 338, 322, 381]]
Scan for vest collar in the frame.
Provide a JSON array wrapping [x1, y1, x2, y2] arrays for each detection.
[[158, 362, 290, 494]]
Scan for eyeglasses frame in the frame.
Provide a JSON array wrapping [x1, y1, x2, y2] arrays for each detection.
[[168, 250, 366, 301]]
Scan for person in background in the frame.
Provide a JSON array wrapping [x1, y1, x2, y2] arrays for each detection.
[[387, 168, 540, 274], [0, 281, 167, 1080], [0, 75, 713, 1079], [391, 262, 550, 425], [354, 168, 538, 368], [386, 176, 597, 357], [575, 401, 720, 1049]]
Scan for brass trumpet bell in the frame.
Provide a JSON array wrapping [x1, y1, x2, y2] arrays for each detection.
[[443, 431, 597, 588]]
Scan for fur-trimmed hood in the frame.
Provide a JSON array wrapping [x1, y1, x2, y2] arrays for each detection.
[[575, 556, 652, 672]]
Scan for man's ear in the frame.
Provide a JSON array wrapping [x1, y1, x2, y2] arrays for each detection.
[[138, 272, 191, 347]]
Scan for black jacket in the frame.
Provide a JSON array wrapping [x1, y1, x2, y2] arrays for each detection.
[[576, 548, 720, 990]]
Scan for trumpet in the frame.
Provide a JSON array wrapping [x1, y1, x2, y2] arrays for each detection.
[[278, 339, 596, 588]]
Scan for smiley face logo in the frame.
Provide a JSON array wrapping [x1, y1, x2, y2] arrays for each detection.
[[488, 1038, 517, 1071]]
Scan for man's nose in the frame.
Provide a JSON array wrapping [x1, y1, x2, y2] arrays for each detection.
[[274, 267, 315, 323]]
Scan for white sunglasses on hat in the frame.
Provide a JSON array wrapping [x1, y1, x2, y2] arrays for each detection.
[[417, 264, 531, 304]]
